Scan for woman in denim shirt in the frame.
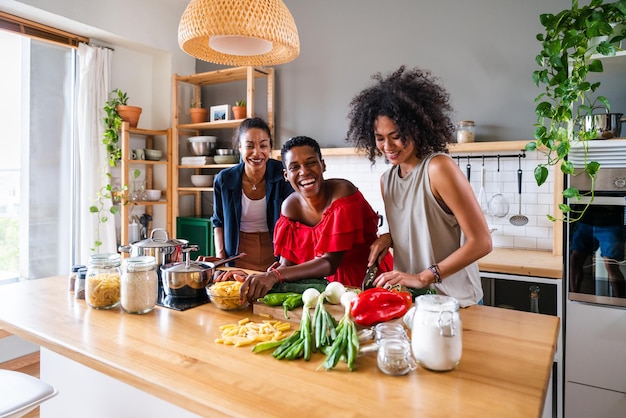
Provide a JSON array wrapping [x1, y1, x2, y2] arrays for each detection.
[[211, 118, 294, 271]]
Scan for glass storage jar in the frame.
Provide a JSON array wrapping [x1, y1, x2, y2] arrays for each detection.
[[85, 253, 121, 309], [411, 294, 462, 371], [456, 120, 475, 144], [121, 256, 158, 314], [377, 338, 417, 376], [68, 264, 85, 292]]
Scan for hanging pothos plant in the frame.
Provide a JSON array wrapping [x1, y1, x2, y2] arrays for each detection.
[[90, 88, 140, 252], [102, 88, 129, 167], [528, 0, 626, 222]]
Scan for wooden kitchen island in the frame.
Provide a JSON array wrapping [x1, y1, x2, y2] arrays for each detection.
[[0, 277, 559, 418]]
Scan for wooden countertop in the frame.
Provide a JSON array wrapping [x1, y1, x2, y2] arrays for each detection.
[[479, 248, 563, 279], [0, 277, 559, 418]]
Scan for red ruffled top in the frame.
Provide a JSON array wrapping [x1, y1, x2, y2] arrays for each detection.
[[273, 191, 392, 287]]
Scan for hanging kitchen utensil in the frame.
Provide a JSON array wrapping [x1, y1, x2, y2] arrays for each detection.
[[510, 155, 529, 226], [488, 156, 509, 218], [478, 156, 488, 213], [466, 156, 471, 182]]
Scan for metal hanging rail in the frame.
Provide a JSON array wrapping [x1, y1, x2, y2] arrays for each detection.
[[453, 151, 526, 163]]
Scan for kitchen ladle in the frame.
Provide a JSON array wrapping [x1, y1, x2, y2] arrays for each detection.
[[510, 155, 529, 226], [478, 156, 488, 213], [488, 156, 509, 218]]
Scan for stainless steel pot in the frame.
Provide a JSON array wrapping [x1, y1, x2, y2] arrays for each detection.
[[119, 228, 189, 267], [160, 252, 246, 298], [581, 106, 625, 139]]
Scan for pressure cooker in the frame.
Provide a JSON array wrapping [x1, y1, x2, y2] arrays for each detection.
[[119, 228, 192, 268]]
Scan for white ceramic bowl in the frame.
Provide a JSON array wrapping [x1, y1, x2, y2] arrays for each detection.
[[191, 174, 214, 187], [145, 189, 162, 201], [145, 149, 163, 161]]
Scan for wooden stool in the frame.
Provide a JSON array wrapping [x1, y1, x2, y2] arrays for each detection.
[[0, 370, 57, 418]]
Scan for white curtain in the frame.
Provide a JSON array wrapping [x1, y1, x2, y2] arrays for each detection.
[[76, 43, 115, 264]]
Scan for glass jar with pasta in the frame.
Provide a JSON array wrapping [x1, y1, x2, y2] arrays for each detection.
[[86, 253, 122, 309]]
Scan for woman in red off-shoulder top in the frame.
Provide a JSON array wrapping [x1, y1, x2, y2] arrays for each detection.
[[238, 136, 391, 302]]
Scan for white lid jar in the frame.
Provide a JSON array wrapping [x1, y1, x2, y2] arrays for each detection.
[[86, 253, 121, 309], [411, 294, 462, 371], [121, 256, 158, 314], [456, 120, 475, 144]]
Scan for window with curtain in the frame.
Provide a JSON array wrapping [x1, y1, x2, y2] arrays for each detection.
[[0, 30, 74, 282]]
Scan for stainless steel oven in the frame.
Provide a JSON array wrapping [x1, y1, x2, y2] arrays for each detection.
[[567, 145, 626, 308]]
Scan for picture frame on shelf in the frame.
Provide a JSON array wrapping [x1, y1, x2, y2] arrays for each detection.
[[210, 104, 229, 122]]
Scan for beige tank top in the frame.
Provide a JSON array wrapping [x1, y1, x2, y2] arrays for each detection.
[[382, 153, 483, 307]]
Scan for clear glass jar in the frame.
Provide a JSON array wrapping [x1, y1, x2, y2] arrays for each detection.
[[456, 120, 475, 144], [68, 264, 85, 292], [86, 253, 121, 309], [377, 338, 417, 376], [374, 322, 408, 343], [411, 294, 462, 371], [74, 267, 88, 300], [121, 256, 158, 314]]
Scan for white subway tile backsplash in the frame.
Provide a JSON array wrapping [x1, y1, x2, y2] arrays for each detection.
[[322, 148, 556, 251]]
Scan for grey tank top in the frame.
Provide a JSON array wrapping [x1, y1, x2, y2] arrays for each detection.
[[382, 153, 483, 307]]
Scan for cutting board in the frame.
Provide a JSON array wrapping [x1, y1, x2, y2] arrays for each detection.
[[252, 302, 345, 323]]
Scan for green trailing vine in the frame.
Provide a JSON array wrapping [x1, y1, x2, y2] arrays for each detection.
[[529, 0, 626, 222], [103, 88, 128, 167], [90, 88, 138, 252]]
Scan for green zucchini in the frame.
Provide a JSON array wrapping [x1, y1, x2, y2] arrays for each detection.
[[268, 278, 329, 294]]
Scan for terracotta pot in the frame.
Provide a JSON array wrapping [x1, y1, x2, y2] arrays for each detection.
[[232, 106, 247, 120], [116, 105, 142, 128], [190, 108, 208, 124]]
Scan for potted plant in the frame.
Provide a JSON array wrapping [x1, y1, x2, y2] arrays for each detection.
[[102, 89, 143, 166], [189, 99, 208, 123], [111, 88, 142, 128], [529, 0, 626, 222], [232, 99, 247, 120]]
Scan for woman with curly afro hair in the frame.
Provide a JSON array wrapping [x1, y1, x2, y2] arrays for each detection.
[[345, 66, 492, 307]]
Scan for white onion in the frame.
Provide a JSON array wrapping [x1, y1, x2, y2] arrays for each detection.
[[324, 281, 346, 304], [302, 288, 321, 308]]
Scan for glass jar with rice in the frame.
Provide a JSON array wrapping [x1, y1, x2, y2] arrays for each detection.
[[86, 253, 121, 309], [121, 256, 158, 314]]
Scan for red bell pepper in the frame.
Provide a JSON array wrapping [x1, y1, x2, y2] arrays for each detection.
[[350, 287, 412, 326]]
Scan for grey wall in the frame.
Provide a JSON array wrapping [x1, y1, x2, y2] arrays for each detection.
[[197, 0, 575, 148]]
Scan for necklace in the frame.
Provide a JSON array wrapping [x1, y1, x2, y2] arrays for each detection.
[[244, 172, 263, 191]]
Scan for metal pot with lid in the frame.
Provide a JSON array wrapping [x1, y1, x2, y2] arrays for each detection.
[[119, 228, 190, 268], [580, 106, 626, 139], [161, 252, 246, 298]]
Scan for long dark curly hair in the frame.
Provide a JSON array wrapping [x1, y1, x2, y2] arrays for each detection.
[[345, 66, 454, 164]]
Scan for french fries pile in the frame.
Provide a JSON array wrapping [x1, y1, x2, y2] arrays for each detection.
[[215, 317, 292, 347]]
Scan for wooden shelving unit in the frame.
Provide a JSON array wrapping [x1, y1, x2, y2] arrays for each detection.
[[171, 66, 275, 237], [119, 122, 172, 247]]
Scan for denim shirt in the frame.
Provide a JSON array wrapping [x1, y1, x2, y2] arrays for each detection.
[[211, 159, 293, 259]]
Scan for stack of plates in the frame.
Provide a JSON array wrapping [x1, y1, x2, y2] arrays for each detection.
[[181, 156, 208, 165]]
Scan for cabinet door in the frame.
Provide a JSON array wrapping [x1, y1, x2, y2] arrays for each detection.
[[565, 381, 626, 418], [566, 302, 626, 393], [176, 217, 214, 258]]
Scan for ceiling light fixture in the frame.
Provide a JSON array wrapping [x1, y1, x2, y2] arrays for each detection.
[[178, 0, 300, 66]]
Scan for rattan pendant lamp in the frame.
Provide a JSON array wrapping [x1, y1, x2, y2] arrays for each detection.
[[178, 0, 300, 66]]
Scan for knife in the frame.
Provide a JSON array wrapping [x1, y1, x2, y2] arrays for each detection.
[[362, 265, 378, 290]]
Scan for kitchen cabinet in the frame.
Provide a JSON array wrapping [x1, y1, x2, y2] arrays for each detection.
[[119, 122, 172, 246], [176, 216, 213, 258], [171, 66, 275, 236]]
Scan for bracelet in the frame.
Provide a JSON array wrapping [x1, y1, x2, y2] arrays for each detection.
[[427, 264, 442, 284], [270, 268, 283, 284]]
